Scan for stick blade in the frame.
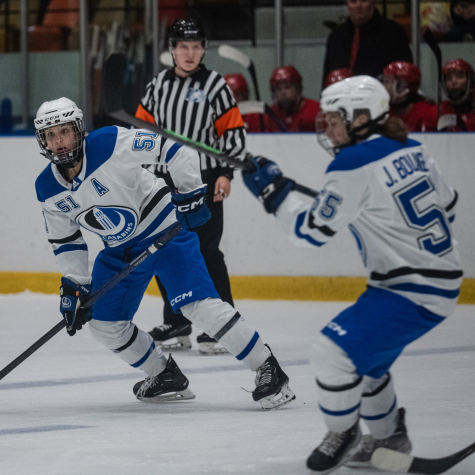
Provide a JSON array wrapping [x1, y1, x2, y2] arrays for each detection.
[[372, 448, 414, 473], [218, 44, 251, 69], [238, 100, 265, 115], [160, 51, 174, 68]]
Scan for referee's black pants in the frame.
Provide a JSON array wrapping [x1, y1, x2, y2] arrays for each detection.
[[154, 197, 235, 326]]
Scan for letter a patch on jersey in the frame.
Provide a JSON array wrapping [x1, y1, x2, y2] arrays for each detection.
[[91, 178, 109, 197]]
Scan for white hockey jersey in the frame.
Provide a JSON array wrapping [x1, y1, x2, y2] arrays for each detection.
[[276, 134, 463, 317], [35, 126, 202, 285]]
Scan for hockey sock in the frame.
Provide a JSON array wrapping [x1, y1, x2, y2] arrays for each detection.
[[311, 333, 363, 432], [360, 373, 398, 439], [181, 298, 270, 371], [89, 320, 167, 377]]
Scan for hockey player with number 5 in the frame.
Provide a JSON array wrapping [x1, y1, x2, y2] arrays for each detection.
[[242, 76, 463, 472], [34, 97, 295, 410]]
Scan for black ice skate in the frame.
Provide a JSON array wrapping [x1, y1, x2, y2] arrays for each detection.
[[148, 323, 192, 351], [252, 345, 295, 410], [346, 407, 412, 468], [197, 332, 228, 355], [133, 354, 195, 402], [307, 421, 361, 474]]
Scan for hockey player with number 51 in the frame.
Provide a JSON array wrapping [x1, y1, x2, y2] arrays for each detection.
[[242, 76, 463, 472], [33, 97, 295, 410]]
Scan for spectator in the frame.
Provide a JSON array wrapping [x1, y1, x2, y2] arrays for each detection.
[[438, 59, 475, 130], [224, 73, 264, 132], [446, 0, 475, 41], [383, 61, 438, 132], [267, 66, 320, 132], [324, 68, 352, 88], [322, 0, 413, 86]]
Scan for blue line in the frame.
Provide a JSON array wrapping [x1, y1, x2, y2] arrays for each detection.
[[53, 244, 88, 256], [130, 341, 156, 368], [0, 425, 91, 436], [236, 332, 259, 361], [294, 212, 325, 247], [319, 402, 360, 416], [360, 397, 397, 421], [2, 344, 474, 391], [386, 282, 460, 299]]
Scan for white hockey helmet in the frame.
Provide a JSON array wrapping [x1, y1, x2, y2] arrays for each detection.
[[35, 97, 85, 168], [317, 76, 390, 155]]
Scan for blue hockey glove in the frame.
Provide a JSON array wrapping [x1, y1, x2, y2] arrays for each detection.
[[171, 184, 211, 231], [60, 277, 93, 337], [242, 156, 294, 214]]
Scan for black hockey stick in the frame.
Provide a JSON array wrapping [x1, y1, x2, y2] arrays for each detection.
[[0, 224, 182, 382], [372, 441, 475, 474], [423, 28, 443, 120], [108, 109, 319, 199], [238, 100, 288, 132], [218, 44, 266, 131]]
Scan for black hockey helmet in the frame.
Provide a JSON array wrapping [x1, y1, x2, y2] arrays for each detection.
[[168, 18, 208, 54]]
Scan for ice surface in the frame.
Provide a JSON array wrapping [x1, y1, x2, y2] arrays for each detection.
[[1, 293, 474, 475]]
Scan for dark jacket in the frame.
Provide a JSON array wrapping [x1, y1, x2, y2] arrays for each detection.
[[323, 9, 413, 87]]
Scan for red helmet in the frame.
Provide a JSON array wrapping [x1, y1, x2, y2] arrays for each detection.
[[442, 59, 474, 104], [224, 73, 249, 101], [383, 61, 421, 94], [324, 68, 352, 88], [270, 66, 302, 91], [442, 59, 474, 77]]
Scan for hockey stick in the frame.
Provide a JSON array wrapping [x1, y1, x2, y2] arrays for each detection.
[[109, 109, 319, 199], [0, 224, 182, 382], [423, 28, 443, 119], [238, 101, 287, 132], [372, 441, 475, 474], [218, 44, 266, 131]]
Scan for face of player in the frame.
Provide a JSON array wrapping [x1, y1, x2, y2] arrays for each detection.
[[445, 70, 468, 92], [173, 41, 204, 75], [273, 82, 301, 113], [383, 76, 408, 104], [347, 0, 375, 26], [45, 123, 78, 159], [325, 112, 350, 147]]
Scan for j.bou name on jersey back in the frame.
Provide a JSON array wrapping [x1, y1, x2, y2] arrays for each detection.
[[76, 206, 138, 243]]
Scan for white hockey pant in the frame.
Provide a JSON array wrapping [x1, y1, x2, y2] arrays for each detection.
[[181, 298, 270, 371], [311, 333, 398, 438], [89, 320, 167, 378]]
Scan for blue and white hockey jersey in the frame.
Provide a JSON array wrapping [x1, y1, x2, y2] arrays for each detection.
[[276, 134, 463, 317], [35, 126, 202, 285]]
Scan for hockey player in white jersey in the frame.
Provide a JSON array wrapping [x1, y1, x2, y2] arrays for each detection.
[[34, 97, 295, 410], [242, 76, 463, 471]]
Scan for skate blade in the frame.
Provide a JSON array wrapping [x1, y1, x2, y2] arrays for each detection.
[[198, 342, 229, 356], [260, 383, 296, 411], [138, 387, 196, 403], [156, 336, 192, 351]]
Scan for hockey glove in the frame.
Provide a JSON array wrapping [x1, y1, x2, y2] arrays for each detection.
[[171, 184, 211, 231], [60, 277, 93, 337], [242, 156, 294, 214]]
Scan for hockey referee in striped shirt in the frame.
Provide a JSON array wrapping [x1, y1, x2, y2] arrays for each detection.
[[135, 18, 246, 355]]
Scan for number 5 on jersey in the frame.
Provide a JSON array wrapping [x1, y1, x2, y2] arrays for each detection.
[[132, 131, 157, 151]]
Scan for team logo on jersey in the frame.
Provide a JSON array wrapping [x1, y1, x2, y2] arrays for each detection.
[[76, 206, 138, 243], [185, 87, 206, 103]]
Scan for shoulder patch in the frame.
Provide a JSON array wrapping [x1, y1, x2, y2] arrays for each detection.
[[84, 126, 118, 179], [35, 163, 67, 202]]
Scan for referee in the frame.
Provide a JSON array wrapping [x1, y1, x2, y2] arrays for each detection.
[[135, 18, 246, 355]]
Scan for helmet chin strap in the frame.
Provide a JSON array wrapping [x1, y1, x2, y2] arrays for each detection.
[[345, 111, 389, 147]]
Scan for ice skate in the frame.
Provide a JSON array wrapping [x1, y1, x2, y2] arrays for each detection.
[[307, 421, 361, 474], [133, 354, 195, 402], [252, 345, 295, 410], [148, 323, 192, 351], [346, 407, 412, 468], [197, 332, 229, 355]]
